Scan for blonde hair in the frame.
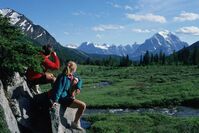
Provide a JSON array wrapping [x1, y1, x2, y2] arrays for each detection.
[[63, 61, 77, 75]]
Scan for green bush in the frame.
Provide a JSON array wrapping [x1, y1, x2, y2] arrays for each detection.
[[0, 14, 42, 78]]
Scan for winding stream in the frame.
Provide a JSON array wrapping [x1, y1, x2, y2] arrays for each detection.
[[84, 106, 199, 117], [81, 106, 199, 129]]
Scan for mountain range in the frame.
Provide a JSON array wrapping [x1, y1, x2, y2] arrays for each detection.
[[66, 31, 188, 60], [0, 8, 190, 61], [66, 42, 140, 56], [132, 31, 188, 59]]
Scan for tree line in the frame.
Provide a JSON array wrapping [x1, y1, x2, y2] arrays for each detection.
[[139, 51, 166, 65], [139, 46, 199, 66], [83, 46, 199, 67], [83, 55, 132, 67]]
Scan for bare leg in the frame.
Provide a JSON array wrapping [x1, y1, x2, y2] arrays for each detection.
[[69, 99, 86, 124]]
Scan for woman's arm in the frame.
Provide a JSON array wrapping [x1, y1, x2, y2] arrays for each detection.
[[77, 77, 82, 90], [73, 73, 83, 90], [42, 51, 60, 71]]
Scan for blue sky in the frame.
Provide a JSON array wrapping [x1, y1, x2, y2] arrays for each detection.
[[0, 0, 199, 46]]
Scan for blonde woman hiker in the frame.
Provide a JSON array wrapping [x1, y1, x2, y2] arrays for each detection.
[[48, 61, 86, 130]]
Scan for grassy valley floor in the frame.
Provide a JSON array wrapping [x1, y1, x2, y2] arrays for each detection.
[[76, 65, 199, 108], [84, 113, 199, 133], [40, 65, 199, 133]]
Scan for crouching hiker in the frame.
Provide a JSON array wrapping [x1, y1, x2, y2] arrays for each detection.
[[26, 44, 60, 94], [48, 61, 86, 130]]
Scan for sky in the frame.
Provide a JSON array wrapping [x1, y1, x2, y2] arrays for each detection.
[[0, 0, 199, 46]]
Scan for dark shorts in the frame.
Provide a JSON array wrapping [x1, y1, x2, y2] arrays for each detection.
[[31, 74, 48, 85], [58, 97, 74, 108], [33, 92, 51, 110]]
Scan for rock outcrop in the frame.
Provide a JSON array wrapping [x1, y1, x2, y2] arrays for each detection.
[[51, 105, 85, 133], [0, 80, 20, 133], [0, 72, 85, 133]]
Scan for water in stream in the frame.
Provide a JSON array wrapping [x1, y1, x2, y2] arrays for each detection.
[[81, 106, 199, 129], [84, 106, 199, 117]]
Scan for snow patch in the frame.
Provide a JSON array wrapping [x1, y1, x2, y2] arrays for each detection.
[[95, 44, 109, 50], [9, 12, 21, 25], [27, 25, 32, 31], [21, 27, 25, 31], [34, 33, 43, 39], [0, 8, 12, 16], [158, 30, 170, 39], [66, 44, 78, 49], [85, 42, 90, 45], [31, 27, 34, 33], [20, 20, 27, 27], [154, 35, 162, 46]]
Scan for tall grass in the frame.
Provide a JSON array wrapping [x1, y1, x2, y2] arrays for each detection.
[[76, 65, 199, 108], [85, 113, 199, 133], [40, 65, 199, 108]]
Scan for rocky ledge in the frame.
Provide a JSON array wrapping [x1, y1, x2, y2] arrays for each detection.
[[0, 72, 85, 133]]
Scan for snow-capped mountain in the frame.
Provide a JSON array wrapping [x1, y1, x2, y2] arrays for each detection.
[[65, 31, 188, 59], [70, 42, 140, 56], [0, 8, 88, 61], [65, 44, 78, 49], [131, 31, 188, 59], [77, 42, 110, 55], [0, 8, 57, 47]]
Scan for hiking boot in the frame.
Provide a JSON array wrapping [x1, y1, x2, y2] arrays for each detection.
[[71, 121, 84, 130]]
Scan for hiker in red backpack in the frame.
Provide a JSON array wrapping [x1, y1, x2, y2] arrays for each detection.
[[26, 44, 60, 94]]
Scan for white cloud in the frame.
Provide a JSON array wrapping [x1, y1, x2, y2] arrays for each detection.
[[174, 12, 199, 21], [113, 4, 122, 8], [124, 5, 133, 11], [132, 28, 151, 33], [107, 2, 134, 10], [126, 13, 166, 23], [72, 11, 101, 18], [107, 2, 122, 8], [72, 11, 86, 16], [92, 24, 124, 32], [176, 26, 199, 35]]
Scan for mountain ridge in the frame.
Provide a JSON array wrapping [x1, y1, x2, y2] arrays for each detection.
[[66, 42, 140, 57], [66, 31, 188, 60], [0, 8, 89, 63]]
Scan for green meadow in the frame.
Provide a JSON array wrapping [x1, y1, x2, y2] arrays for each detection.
[[84, 113, 199, 133], [40, 65, 199, 133], [76, 65, 199, 108]]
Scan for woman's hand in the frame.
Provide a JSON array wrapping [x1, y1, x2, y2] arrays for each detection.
[[50, 99, 57, 109], [51, 51, 57, 56], [71, 89, 80, 97], [76, 89, 81, 95]]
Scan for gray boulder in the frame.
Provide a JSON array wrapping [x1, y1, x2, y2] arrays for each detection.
[[6, 72, 34, 131], [0, 72, 86, 133], [50, 104, 86, 133], [0, 80, 20, 133]]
